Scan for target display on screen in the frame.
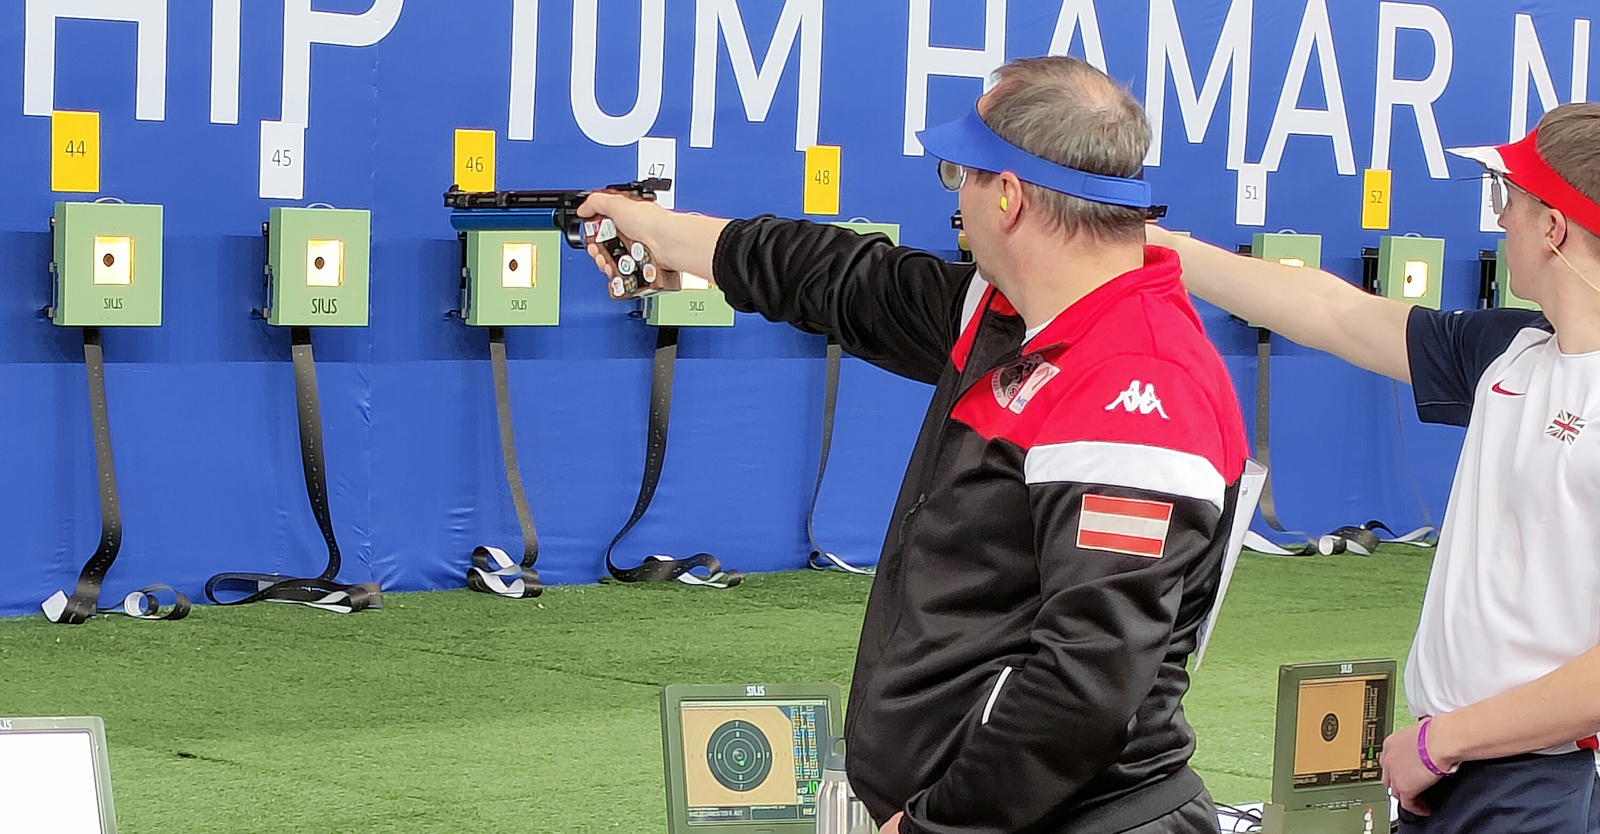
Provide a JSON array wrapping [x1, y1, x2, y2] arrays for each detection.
[[1292, 675, 1388, 788], [679, 700, 828, 825], [707, 720, 774, 792]]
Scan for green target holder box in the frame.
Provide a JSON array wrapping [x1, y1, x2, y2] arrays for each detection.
[[1494, 239, 1539, 310], [1376, 235, 1445, 310], [1252, 232, 1322, 270], [264, 207, 371, 327], [1248, 232, 1322, 329], [461, 229, 562, 327], [49, 201, 163, 327], [643, 284, 736, 327]]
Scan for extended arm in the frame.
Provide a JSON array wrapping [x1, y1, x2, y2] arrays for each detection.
[[1382, 641, 1600, 814], [580, 193, 975, 384], [1149, 227, 1413, 383]]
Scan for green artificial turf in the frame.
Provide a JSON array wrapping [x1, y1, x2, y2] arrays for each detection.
[[0, 548, 1432, 832]]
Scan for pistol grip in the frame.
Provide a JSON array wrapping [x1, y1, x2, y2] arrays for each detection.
[[582, 216, 682, 300]]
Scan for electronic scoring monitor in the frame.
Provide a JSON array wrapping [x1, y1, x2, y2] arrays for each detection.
[[660, 684, 843, 834], [0, 716, 118, 834], [1264, 659, 1398, 834]]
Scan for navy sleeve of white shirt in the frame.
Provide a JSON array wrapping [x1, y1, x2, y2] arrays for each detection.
[[1407, 307, 1549, 426]]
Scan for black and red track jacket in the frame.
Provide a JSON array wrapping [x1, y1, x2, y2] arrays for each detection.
[[712, 218, 1248, 834]]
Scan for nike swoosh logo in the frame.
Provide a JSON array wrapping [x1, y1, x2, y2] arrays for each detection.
[[1492, 382, 1526, 397]]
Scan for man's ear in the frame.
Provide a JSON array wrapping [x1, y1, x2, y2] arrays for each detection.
[[1547, 208, 1571, 253], [997, 173, 1026, 232]]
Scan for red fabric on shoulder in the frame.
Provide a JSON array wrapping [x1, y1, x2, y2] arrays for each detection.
[[1036, 355, 1239, 481]]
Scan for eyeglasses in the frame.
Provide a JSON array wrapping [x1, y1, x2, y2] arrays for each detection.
[[938, 159, 968, 192], [1488, 172, 1540, 216]]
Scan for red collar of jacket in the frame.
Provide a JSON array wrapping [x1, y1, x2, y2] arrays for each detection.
[[1019, 245, 1191, 353]]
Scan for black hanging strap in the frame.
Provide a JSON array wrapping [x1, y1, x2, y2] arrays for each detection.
[[603, 326, 741, 588], [1248, 329, 1318, 555], [204, 327, 381, 613], [465, 327, 543, 599], [1246, 329, 1434, 557], [41, 328, 191, 624], [805, 339, 874, 576], [1253, 329, 1296, 536]]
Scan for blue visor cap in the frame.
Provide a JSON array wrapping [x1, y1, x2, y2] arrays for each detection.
[[917, 106, 1153, 210]]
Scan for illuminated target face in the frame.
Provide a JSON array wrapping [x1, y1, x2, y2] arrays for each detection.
[[306, 239, 344, 287], [1278, 257, 1306, 268], [706, 720, 773, 793], [1403, 260, 1429, 299], [92, 236, 133, 285], [502, 242, 535, 288]]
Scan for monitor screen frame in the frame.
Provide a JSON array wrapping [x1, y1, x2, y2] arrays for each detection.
[[0, 716, 117, 834], [1270, 659, 1399, 811], [660, 684, 843, 834]]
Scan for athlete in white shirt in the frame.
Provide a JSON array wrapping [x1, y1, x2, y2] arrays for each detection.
[[1150, 103, 1600, 833]]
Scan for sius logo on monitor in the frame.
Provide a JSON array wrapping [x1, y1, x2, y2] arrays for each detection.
[[0, 718, 10, 730], [746, 685, 765, 697]]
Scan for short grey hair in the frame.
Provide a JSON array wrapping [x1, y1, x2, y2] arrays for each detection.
[[976, 56, 1151, 243]]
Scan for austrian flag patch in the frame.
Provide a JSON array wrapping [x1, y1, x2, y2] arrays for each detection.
[[1077, 494, 1174, 559]]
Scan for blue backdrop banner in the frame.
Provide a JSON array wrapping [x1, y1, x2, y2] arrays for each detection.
[[3, 0, 1589, 616]]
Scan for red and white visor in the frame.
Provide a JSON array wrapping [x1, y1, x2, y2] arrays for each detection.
[[1449, 131, 1600, 237]]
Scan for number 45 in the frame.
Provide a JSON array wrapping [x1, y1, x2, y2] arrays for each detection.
[[272, 148, 294, 168]]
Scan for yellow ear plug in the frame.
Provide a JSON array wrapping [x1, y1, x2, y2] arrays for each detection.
[[1000, 196, 1009, 212]]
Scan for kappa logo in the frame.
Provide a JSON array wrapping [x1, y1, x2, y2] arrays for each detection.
[[1105, 380, 1169, 419]]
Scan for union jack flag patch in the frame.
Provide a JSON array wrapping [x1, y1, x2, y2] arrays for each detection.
[[1547, 410, 1587, 445]]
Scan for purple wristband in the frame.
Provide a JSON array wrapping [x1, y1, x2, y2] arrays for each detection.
[[1418, 717, 1450, 777]]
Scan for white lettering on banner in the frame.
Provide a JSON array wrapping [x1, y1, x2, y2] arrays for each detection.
[[571, 0, 666, 147], [211, 0, 241, 124], [24, 0, 168, 120], [1371, 2, 1453, 180], [1261, 0, 1355, 176], [1144, 0, 1252, 170], [1510, 14, 1591, 141], [691, 0, 823, 152], [281, 0, 403, 127], [1049, 0, 1107, 72], [508, 0, 539, 141], [904, 0, 1006, 156]]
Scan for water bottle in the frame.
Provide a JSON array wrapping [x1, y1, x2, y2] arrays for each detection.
[[817, 737, 863, 834]]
